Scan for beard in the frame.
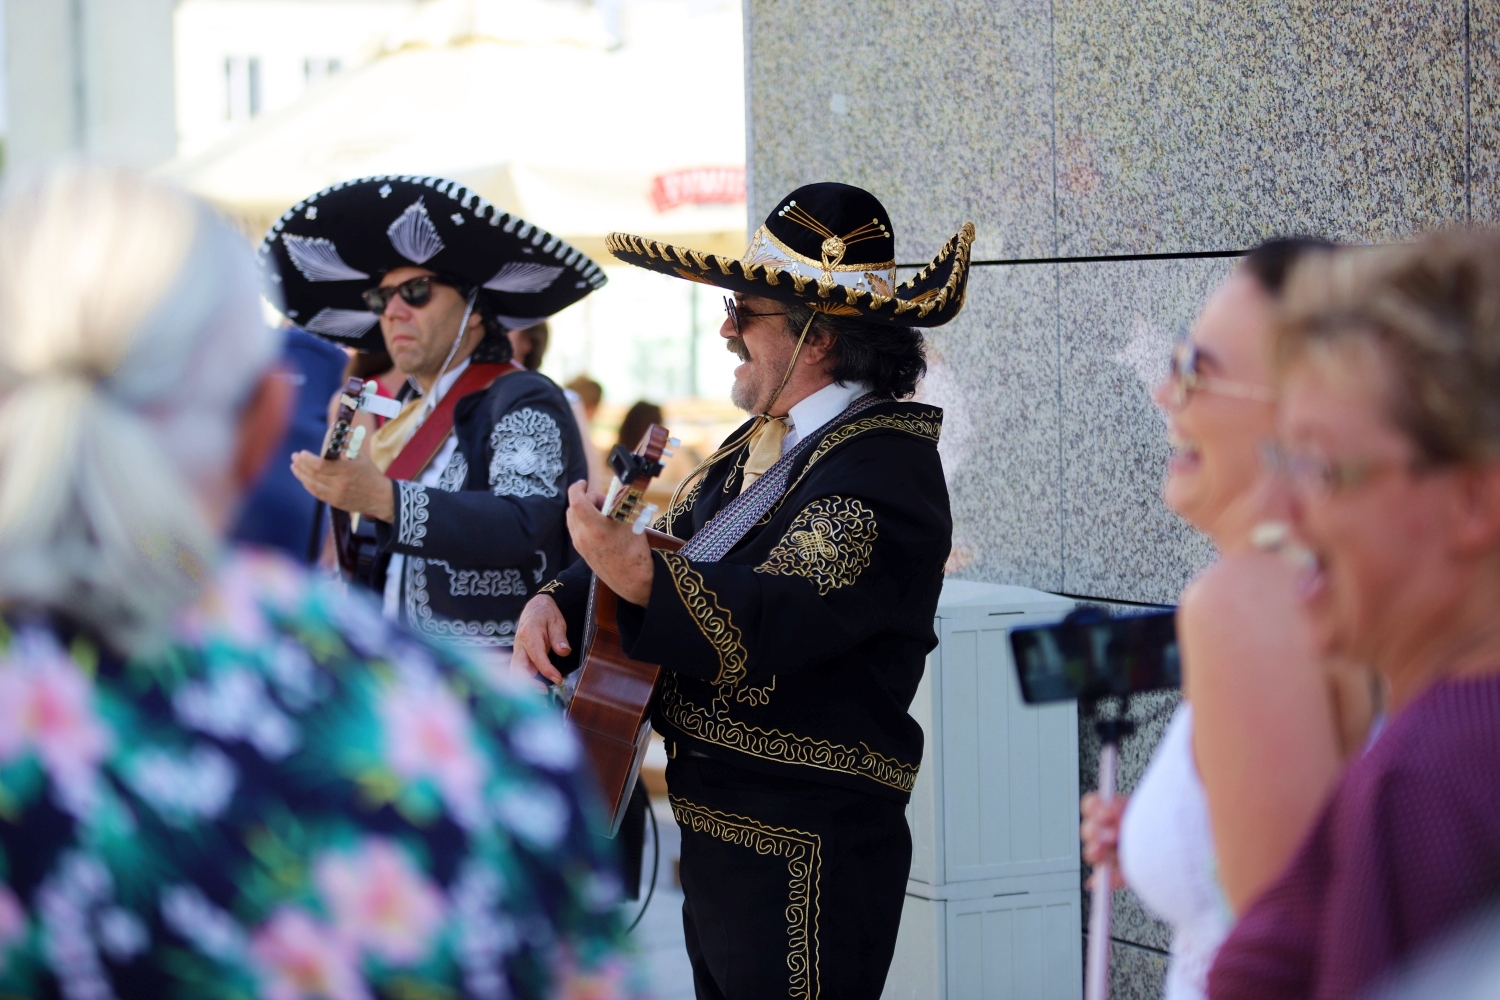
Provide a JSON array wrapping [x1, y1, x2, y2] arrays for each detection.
[[730, 373, 761, 411], [727, 335, 764, 411], [726, 333, 795, 413]]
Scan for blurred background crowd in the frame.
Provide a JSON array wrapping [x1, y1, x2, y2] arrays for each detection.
[[0, 0, 748, 506]]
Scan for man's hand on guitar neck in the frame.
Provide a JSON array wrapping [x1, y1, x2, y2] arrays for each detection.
[[290, 447, 397, 523], [565, 479, 654, 607]]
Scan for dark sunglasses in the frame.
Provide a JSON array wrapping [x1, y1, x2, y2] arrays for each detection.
[[361, 275, 464, 314], [723, 296, 783, 335]]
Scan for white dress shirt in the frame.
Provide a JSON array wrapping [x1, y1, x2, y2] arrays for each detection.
[[781, 380, 872, 456]]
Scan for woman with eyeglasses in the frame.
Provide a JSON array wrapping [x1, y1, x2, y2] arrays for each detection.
[[1206, 231, 1500, 1000], [1080, 237, 1380, 1000]]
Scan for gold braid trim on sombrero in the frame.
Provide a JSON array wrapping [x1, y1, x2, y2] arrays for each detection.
[[603, 221, 975, 323]]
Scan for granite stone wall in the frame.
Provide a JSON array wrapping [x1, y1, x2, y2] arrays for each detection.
[[744, 1, 1494, 996]]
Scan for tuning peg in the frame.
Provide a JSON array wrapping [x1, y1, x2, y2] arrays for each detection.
[[633, 504, 659, 534], [345, 425, 367, 460], [668, 437, 681, 448]]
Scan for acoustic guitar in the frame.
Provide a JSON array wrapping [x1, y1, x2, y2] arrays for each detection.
[[321, 377, 393, 579], [567, 424, 683, 835], [305, 376, 374, 567]]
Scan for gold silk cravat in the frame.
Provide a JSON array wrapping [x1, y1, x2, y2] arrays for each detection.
[[366, 395, 426, 474], [739, 415, 790, 495]]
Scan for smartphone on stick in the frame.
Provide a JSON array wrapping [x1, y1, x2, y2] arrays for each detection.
[[1009, 608, 1181, 705]]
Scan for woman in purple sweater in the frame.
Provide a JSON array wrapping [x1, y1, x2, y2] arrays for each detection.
[[1207, 229, 1500, 1000]]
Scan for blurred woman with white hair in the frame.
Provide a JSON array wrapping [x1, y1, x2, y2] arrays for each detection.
[[0, 168, 647, 1000]]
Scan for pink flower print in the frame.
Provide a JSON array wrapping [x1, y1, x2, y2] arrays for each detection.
[[0, 884, 27, 963], [379, 677, 488, 826], [313, 838, 446, 965], [0, 636, 112, 816], [250, 907, 370, 1000], [554, 953, 642, 1000], [182, 554, 275, 648]]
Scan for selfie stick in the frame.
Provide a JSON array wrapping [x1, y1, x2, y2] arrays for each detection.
[[1086, 708, 1135, 1000]]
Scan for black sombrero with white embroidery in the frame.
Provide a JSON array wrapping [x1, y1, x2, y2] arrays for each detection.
[[606, 181, 974, 327], [257, 175, 606, 352]]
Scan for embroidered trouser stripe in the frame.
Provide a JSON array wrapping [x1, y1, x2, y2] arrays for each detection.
[[670, 794, 821, 1000], [666, 752, 910, 1000]]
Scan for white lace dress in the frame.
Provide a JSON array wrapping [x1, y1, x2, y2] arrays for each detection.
[[1118, 703, 1234, 1000]]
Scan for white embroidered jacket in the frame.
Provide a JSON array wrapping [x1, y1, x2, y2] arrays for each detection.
[[375, 368, 587, 646]]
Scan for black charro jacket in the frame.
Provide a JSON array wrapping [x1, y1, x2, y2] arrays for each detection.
[[374, 368, 588, 648], [547, 398, 951, 802]]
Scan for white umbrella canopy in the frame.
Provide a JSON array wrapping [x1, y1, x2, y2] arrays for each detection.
[[163, 0, 747, 260]]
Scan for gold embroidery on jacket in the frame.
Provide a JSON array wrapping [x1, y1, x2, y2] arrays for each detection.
[[755, 496, 877, 595], [654, 476, 702, 535], [722, 447, 749, 494], [669, 795, 821, 1000], [661, 677, 919, 793], [758, 410, 943, 525], [660, 552, 748, 688], [734, 676, 775, 707], [536, 579, 563, 596]]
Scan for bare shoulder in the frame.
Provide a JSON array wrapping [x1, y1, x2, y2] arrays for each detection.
[[1179, 552, 1313, 691], [1180, 551, 1300, 626]]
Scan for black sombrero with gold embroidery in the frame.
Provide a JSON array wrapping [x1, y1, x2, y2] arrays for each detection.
[[606, 182, 974, 327]]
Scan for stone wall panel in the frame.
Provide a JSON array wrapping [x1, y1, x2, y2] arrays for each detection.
[[1059, 258, 1224, 604], [923, 264, 1063, 591], [745, 0, 1055, 261], [1054, 0, 1468, 253]]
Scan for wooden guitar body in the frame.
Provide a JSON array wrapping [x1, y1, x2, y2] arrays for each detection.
[[569, 527, 683, 835], [563, 423, 678, 836]]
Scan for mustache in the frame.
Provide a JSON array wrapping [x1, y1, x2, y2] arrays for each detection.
[[726, 336, 751, 362]]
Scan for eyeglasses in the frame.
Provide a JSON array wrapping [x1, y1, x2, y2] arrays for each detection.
[[361, 275, 464, 315], [1261, 441, 1424, 502], [724, 296, 784, 335], [1165, 338, 1276, 410]]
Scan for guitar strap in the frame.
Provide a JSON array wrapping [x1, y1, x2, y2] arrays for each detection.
[[331, 361, 519, 584], [678, 393, 882, 563], [384, 361, 521, 482]]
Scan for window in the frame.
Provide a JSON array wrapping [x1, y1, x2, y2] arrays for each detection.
[[303, 57, 342, 86], [224, 56, 263, 122]]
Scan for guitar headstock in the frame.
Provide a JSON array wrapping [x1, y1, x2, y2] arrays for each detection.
[[324, 376, 369, 461], [603, 424, 679, 533]]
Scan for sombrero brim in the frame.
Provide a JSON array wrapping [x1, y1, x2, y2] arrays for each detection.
[[604, 222, 975, 328], [258, 174, 606, 352]]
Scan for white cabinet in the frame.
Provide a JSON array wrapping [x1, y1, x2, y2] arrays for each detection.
[[884, 580, 1081, 1000]]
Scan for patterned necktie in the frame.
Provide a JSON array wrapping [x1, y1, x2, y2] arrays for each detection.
[[739, 415, 790, 495]]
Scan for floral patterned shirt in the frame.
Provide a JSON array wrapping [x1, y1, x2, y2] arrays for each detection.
[[0, 550, 649, 1000]]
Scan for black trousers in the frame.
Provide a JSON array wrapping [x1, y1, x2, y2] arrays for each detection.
[[666, 754, 911, 1000]]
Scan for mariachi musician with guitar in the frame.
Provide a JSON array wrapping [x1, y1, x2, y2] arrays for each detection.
[[268, 175, 601, 662], [516, 183, 976, 1000]]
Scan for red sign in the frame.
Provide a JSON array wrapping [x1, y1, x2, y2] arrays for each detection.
[[650, 167, 746, 213]]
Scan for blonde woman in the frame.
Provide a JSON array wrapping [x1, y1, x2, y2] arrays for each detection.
[[1210, 231, 1500, 1000], [0, 168, 646, 1000]]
